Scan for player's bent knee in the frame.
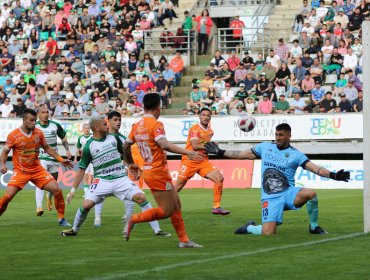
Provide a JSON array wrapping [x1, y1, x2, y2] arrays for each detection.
[[132, 193, 146, 204]]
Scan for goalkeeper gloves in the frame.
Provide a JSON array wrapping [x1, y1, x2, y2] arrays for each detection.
[[329, 169, 350, 182], [204, 142, 226, 157]]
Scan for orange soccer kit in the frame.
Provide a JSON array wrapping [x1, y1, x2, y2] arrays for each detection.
[[0, 128, 65, 219], [127, 115, 189, 243], [128, 143, 144, 189], [179, 123, 223, 209]]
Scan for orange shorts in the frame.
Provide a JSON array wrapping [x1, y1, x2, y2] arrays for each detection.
[[178, 160, 216, 181], [143, 171, 173, 191], [8, 166, 55, 189]]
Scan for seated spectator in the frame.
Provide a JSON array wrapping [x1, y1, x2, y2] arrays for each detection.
[[352, 90, 363, 112], [320, 91, 337, 112], [338, 93, 352, 112], [210, 50, 226, 71], [186, 85, 203, 110], [288, 40, 303, 65], [221, 83, 234, 105], [274, 62, 290, 89], [234, 62, 247, 86], [198, 73, 213, 95], [244, 70, 258, 94], [293, 14, 305, 34], [266, 49, 280, 71], [293, 59, 306, 81], [219, 63, 233, 85], [343, 79, 358, 102], [258, 93, 273, 114], [213, 75, 225, 96], [13, 98, 27, 117], [173, 28, 186, 51], [310, 58, 324, 83], [96, 95, 110, 115], [229, 102, 247, 116], [334, 8, 349, 29], [169, 51, 184, 86], [257, 72, 269, 97], [0, 97, 13, 117], [226, 50, 240, 72], [242, 51, 254, 69], [234, 83, 247, 104], [261, 61, 276, 82], [348, 7, 364, 31], [245, 96, 256, 115], [326, 47, 343, 77], [288, 73, 302, 96], [347, 69, 363, 91], [301, 72, 315, 96], [274, 38, 289, 64], [343, 48, 358, 73], [308, 81, 326, 112], [321, 39, 334, 64], [274, 94, 290, 114], [158, 0, 177, 26], [289, 92, 306, 113], [333, 72, 348, 96], [205, 63, 219, 80], [53, 98, 69, 117]]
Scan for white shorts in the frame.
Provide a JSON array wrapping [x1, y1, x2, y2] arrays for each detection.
[[40, 160, 59, 174], [85, 176, 143, 204], [85, 163, 93, 175]]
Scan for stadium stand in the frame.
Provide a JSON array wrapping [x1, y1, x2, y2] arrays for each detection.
[[0, 0, 366, 118]]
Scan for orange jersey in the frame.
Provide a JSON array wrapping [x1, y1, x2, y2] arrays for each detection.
[[5, 128, 47, 172], [131, 143, 144, 167], [127, 115, 169, 174], [182, 123, 214, 162]]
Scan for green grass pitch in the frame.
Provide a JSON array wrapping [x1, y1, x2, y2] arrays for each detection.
[[0, 188, 369, 280]]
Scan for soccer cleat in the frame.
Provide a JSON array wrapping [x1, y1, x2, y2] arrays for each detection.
[[212, 207, 231, 215], [125, 217, 135, 241], [155, 230, 172, 237], [47, 196, 53, 211], [36, 207, 44, 216], [94, 218, 102, 227], [59, 218, 72, 227], [234, 220, 256, 234], [178, 240, 203, 248], [309, 225, 328, 235], [61, 228, 77, 237]]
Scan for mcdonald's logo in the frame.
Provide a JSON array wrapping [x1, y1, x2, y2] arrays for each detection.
[[231, 167, 248, 180]]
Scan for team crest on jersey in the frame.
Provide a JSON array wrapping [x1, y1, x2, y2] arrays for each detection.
[[262, 201, 268, 208], [33, 135, 40, 143]]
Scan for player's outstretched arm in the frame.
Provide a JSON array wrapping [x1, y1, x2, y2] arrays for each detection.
[[67, 168, 86, 204], [204, 142, 257, 160], [157, 138, 204, 161], [304, 161, 350, 182], [42, 142, 74, 169], [61, 137, 72, 159], [0, 147, 10, 174]]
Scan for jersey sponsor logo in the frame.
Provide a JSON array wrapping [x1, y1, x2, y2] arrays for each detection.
[[231, 167, 248, 180], [265, 152, 289, 166], [98, 151, 120, 164], [134, 134, 149, 141], [262, 168, 289, 195], [100, 166, 123, 175], [21, 148, 39, 155]]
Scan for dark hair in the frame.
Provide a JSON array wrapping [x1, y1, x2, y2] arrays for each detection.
[[23, 108, 37, 120], [200, 107, 211, 114], [143, 93, 160, 110], [107, 110, 121, 119], [276, 123, 291, 132]]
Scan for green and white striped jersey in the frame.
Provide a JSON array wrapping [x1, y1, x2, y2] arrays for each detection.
[[36, 120, 66, 162], [79, 134, 127, 180], [109, 132, 126, 145], [76, 134, 92, 150]]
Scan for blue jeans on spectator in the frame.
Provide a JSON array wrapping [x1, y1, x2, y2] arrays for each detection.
[[327, 67, 341, 77], [174, 72, 182, 87], [355, 65, 363, 75]]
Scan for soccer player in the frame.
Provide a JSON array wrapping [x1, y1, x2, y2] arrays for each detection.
[[0, 109, 73, 226], [205, 123, 350, 235], [124, 93, 204, 248], [175, 107, 230, 215], [93, 110, 170, 237], [129, 143, 144, 189], [75, 123, 93, 196], [35, 105, 72, 216]]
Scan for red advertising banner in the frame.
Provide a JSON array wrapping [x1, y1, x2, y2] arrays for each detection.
[[0, 160, 254, 189]]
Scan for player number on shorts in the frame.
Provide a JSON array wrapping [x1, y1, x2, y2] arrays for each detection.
[[137, 141, 154, 163], [263, 208, 268, 218]]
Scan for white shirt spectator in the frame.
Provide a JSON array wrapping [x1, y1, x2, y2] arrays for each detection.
[[266, 54, 280, 70], [301, 26, 315, 36], [36, 72, 49, 86], [289, 98, 306, 113], [316, 7, 328, 18], [343, 53, 358, 69], [309, 14, 321, 28], [290, 45, 303, 58], [0, 101, 13, 117], [221, 88, 234, 103]]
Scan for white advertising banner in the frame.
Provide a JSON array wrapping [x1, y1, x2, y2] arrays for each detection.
[[0, 113, 363, 143], [252, 160, 363, 190]]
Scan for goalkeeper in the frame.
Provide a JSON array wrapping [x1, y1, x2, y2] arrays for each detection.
[[205, 123, 350, 235]]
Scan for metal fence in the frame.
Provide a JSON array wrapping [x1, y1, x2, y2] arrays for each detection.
[[207, 0, 279, 7]]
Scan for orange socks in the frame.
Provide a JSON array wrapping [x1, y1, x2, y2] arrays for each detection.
[[0, 193, 12, 216], [53, 190, 65, 220], [170, 210, 189, 243], [213, 182, 223, 208], [131, 207, 166, 223]]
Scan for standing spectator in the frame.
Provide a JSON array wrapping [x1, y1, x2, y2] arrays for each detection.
[[229, 15, 245, 51], [196, 9, 212, 55], [258, 93, 273, 114], [169, 51, 184, 87]]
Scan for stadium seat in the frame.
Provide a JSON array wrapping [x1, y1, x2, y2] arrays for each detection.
[[288, 64, 295, 73], [57, 41, 66, 50], [310, 54, 317, 59], [325, 74, 337, 84], [122, 79, 131, 87], [322, 85, 332, 93]]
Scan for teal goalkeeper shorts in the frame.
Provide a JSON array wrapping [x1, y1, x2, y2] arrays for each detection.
[[261, 187, 302, 225]]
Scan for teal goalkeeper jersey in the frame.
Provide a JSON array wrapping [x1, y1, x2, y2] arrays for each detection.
[[36, 120, 66, 162], [79, 134, 127, 180]]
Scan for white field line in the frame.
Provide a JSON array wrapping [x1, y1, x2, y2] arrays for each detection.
[[88, 232, 367, 280]]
